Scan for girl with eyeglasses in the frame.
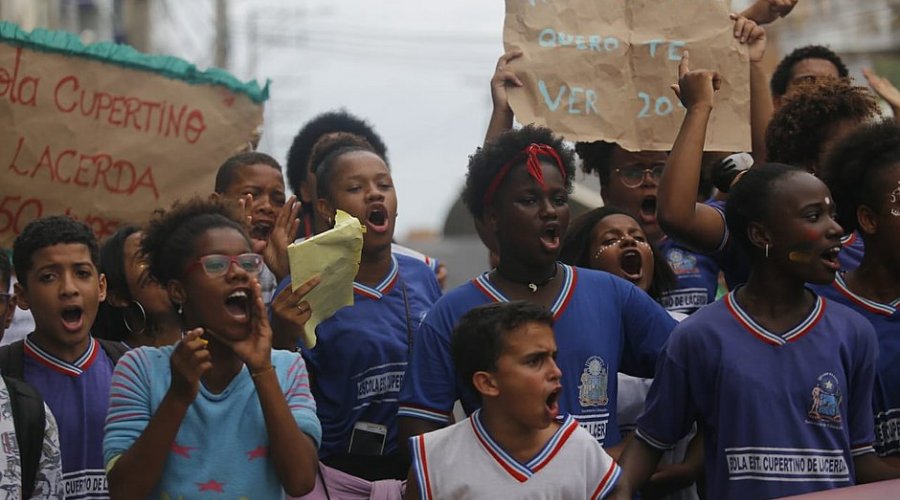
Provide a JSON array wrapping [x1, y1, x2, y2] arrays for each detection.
[[103, 198, 321, 498], [95, 226, 181, 348]]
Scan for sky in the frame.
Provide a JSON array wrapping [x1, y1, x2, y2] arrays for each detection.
[[221, 0, 509, 240]]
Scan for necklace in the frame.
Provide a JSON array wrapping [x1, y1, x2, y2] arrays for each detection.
[[495, 264, 558, 293]]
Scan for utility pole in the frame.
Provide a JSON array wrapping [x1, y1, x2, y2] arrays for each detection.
[[214, 0, 228, 69], [121, 0, 150, 51]]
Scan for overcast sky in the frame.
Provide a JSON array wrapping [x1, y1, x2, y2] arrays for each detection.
[[220, 0, 507, 239]]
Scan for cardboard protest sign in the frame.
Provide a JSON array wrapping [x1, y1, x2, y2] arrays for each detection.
[[503, 0, 751, 152], [0, 21, 267, 248]]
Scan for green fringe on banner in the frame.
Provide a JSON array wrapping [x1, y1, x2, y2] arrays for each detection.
[[0, 20, 269, 103]]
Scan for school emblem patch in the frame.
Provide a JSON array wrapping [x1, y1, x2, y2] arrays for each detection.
[[578, 356, 609, 407], [666, 248, 698, 275], [809, 372, 842, 423]]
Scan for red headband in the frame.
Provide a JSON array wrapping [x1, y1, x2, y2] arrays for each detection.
[[483, 143, 567, 207]]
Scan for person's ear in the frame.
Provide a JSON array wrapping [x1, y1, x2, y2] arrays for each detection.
[[167, 280, 187, 311], [747, 221, 772, 256], [209, 192, 221, 202], [483, 206, 500, 236], [97, 273, 107, 303], [315, 198, 336, 226], [472, 370, 500, 398], [857, 205, 878, 237], [2, 294, 16, 329], [105, 290, 129, 308], [13, 282, 29, 311]]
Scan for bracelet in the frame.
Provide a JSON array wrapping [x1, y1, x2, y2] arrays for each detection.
[[250, 365, 274, 378]]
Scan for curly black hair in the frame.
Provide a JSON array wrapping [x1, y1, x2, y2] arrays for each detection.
[[285, 110, 388, 196], [452, 301, 553, 399], [12, 216, 100, 289], [141, 198, 248, 285], [574, 140, 617, 187], [463, 125, 576, 219], [770, 45, 849, 98], [559, 206, 677, 301], [725, 163, 806, 255], [821, 119, 900, 234], [765, 78, 878, 171], [214, 152, 282, 194]]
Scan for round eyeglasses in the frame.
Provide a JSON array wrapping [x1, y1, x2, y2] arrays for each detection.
[[615, 165, 664, 188]]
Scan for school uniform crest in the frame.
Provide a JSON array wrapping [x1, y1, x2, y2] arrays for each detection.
[[808, 372, 842, 423], [666, 248, 698, 276], [578, 356, 608, 407]]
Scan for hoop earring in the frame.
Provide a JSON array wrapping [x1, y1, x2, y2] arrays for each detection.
[[123, 301, 147, 335], [765, 244, 769, 259]]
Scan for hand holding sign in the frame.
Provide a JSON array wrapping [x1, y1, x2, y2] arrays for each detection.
[[671, 52, 721, 112]]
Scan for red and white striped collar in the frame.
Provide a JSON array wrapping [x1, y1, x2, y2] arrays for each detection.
[[471, 264, 577, 320], [832, 273, 899, 317], [353, 255, 399, 300], [24, 334, 99, 377], [469, 408, 578, 483], [724, 290, 825, 346]]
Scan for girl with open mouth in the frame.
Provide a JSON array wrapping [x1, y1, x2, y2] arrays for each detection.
[[103, 198, 321, 499], [398, 125, 677, 463], [277, 132, 440, 497], [617, 61, 900, 498]]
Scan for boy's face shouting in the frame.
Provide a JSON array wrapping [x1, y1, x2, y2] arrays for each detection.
[[16, 243, 106, 352], [222, 163, 286, 241], [487, 321, 562, 431]]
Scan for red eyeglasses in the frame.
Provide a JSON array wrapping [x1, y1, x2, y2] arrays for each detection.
[[184, 253, 264, 277]]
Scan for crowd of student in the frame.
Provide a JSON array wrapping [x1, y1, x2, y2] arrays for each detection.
[[1, 1, 900, 498]]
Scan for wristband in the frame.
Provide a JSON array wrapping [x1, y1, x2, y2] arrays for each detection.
[[250, 365, 274, 378]]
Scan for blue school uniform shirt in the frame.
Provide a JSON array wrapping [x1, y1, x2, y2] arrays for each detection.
[[636, 290, 878, 500], [657, 238, 719, 315], [398, 264, 676, 447], [813, 273, 900, 457], [104, 346, 321, 499], [273, 253, 441, 458], [23, 334, 112, 499]]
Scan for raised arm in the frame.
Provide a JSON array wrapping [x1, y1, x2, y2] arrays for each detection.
[[863, 68, 900, 125], [230, 278, 318, 496], [656, 52, 728, 253], [485, 50, 523, 143], [730, 14, 772, 164]]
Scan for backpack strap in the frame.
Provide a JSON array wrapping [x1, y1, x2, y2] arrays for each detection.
[[0, 340, 26, 379], [4, 375, 46, 499], [97, 338, 129, 365]]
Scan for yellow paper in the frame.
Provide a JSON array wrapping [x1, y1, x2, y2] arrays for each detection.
[[287, 210, 365, 348]]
